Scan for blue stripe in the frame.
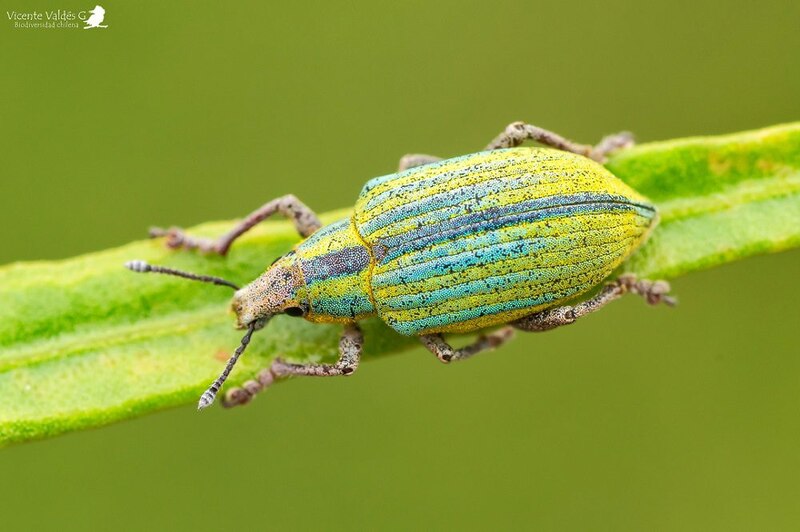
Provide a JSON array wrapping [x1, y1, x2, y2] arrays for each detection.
[[373, 237, 546, 287], [360, 152, 491, 197], [360, 174, 541, 237], [312, 294, 375, 319], [372, 232, 636, 288], [376, 194, 654, 264], [378, 219, 647, 272], [361, 150, 532, 211], [387, 290, 572, 335], [381, 245, 628, 311]]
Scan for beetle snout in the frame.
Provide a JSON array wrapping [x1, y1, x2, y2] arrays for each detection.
[[230, 255, 308, 328], [231, 287, 275, 329], [231, 290, 253, 329]]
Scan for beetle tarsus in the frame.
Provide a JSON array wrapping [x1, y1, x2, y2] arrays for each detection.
[[148, 194, 321, 256], [616, 273, 676, 307], [419, 326, 515, 364], [513, 274, 675, 333], [149, 226, 220, 254]]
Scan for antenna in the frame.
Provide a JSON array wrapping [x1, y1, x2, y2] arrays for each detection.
[[197, 322, 257, 410], [125, 260, 240, 291], [125, 259, 253, 410]]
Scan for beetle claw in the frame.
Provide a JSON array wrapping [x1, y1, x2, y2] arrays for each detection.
[[618, 275, 676, 307], [221, 380, 262, 408], [221, 386, 252, 408]]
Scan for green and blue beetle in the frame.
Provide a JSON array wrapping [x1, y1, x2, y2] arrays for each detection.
[[127, 122, 674, 409]]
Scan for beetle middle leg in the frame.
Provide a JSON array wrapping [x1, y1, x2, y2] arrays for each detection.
[[513, 274, 675, 333], [222, 323, 363, 407], [419, 326, 515, 364], [486, 121, 634, 163], [150, 194, 322, 256]]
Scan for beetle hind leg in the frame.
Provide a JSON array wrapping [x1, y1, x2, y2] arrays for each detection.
[[419, 326, 515, 364], [513, 274, 675, 333], [222, 324, 363, 408]]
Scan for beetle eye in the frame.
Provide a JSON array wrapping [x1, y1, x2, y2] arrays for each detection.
[[284, 306, 304, 317]]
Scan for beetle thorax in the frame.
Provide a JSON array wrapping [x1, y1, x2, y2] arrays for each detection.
[[288, 218, 376, 323]]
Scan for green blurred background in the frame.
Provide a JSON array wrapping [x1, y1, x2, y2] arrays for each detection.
[[1, 0, 799, 530]]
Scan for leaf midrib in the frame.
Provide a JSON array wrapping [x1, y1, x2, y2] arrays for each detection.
[[659, 172, 800, 221]]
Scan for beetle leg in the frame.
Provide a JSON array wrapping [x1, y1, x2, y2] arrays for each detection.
[[221, 323, 363, 408], [513, 274, 675, 332], [593, 131, 635, 159], [485, 122, 633, 163], [419, 326, 515, 364], [398, 154, 443, 171], [150, 194, 322, 256]]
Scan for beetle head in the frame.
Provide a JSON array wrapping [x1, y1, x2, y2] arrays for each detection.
[[231, 252, 308, 329]]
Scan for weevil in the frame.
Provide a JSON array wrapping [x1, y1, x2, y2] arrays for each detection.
[[126, 122, 675, 410]]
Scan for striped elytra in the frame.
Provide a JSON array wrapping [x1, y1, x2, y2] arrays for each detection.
[[289, 147, 656, 335]]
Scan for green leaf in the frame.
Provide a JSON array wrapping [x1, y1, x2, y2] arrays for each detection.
[[1, 123, 799, 446], [606, 123, 800, 277]]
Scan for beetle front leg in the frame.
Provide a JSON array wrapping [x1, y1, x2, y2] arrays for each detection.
[[150, 194, 322, 256], [222, 323, 363, 408], [419, 326, 515, 364], [485, 122, 634, 163], [514, 274, 675, 332]]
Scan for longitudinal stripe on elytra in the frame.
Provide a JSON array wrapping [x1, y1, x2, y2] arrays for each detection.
[[378, 216, 652, 272], [377, 243, 634, 312], [360, 174, 550, 235], [388, 197, 649, 246], [372, 235, 638, 290], [359, 165, 654, 235], [373, 222, 646, 283], [360, 148, 579, 203], [360, 151, 538, 204], [360, 159, 564, 216], [385, 287, 581, 335], [372, 196, 652, 264]]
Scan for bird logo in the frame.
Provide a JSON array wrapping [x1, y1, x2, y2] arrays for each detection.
[[83, 5, 108, 29]]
